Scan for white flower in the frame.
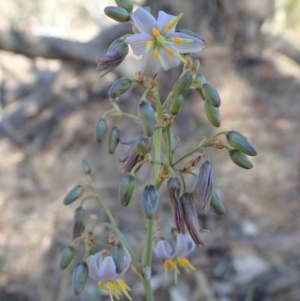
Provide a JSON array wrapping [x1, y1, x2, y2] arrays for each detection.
[[153, 233, 196, 282], [127, 8, 204, 76], [86, 249, 131, 300]]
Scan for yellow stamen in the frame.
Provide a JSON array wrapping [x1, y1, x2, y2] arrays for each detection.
[[167, 21, 174, 30], [108, 282, 116, 292], [177, 257, 196, 271], [165, 13, 183, 31], [98, 282, 105, 289], [146, 40, 153, 47], [167, 48, 175, 56], [173, 37, 181, 44], [152, 28, 160, 37], [118, 279, 126, 291], [154, 50, 160, 58]]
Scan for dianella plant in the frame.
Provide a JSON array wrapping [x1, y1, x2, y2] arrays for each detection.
[[60, 1, 257, 301]]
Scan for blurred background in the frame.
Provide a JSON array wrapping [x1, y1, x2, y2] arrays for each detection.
[[0, 0, 300, 300]]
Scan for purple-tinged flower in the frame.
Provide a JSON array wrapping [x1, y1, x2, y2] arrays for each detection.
[[127, 8, 204, 76], [86, 248, 131, 300], [153, 233, 196, 282]]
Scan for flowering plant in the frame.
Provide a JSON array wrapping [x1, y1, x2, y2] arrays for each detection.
[[60, 1, 257, 300]]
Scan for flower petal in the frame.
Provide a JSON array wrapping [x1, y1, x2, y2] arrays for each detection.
[[140, 49, 162, 76], [167, 32, 204, 53], [157, 11, 177, 33], [159, 47, 180, 71], [131, 8, 157, 35], [153, 240, 173, 259], [98, 256, 118, 281], [87, 251, 105, 281], [127, 33, 153, 56], [119, 247, 131, 278], [173, 234, 196, 257]]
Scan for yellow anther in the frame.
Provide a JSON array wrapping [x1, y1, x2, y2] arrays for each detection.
[[98, 282, 105, 289], [173, 37, 181, 44], [154, 50, 160, 58], [167, 21, 174, 30], [167, 48, 175, 56], [152, 28, 160, 37], [118, 280, 126, 291], [177, 257, 189, 267], [108, 281, 116, 291], [147, 40, 153, 47]]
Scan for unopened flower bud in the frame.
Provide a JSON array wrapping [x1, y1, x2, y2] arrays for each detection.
[[176, 29, 204, 42], [60, 245, 75, 270], [204, 100, 221, 127], [197, 161, 214, 213], [229, 149, 253, 169], [108, 77, 132, 99], [95, 118, 107, 143], [72, 207, 85, 240], [193, 73, 207, 89], [104, 6, 130, 22], [108, 126, 120, 154], [82, 159, 91, 175], [226, 131, 257, 156], [141, 184, 159, 219], [119, 174, 135, 206], [170, 94, 183, 116], [115, 0, 133, 12], [138, 101, 156, 137], [210, 189, 225, 216], [202, 83, 221, 107], [112, 243, 125, 273], [72, 262, 88, 295], [171, 72, 193, 97], [120, 144, 141, 174], [64, 185, 84, 205], [167, 177, 185, 234], [136, 136, 151, 156], [180, 193, 205, 247]]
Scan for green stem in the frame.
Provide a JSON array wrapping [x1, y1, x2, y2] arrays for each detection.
[[172, 145, 203, 167], [165, 125, 172, 164], [110, 112, 140, 122]]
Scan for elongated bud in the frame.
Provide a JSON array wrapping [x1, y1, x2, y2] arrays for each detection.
[[60, 245, 75, 270], [115, 0, 133, 12], [64, 185, 84, 205], [197, 161, 214, 213], [119, 174, 135, 206], [170, 94, 183, 116], [229, 149, 253, 169], [180, 193, 205, 247], [104, 6, 130, 22], [204, 101, 221, 127], [95, 118, 107, 143], [210, 189, 225, 215], [136, 136, 151, 156], [72, 207, 85, 240], [108, 126, 120, 154], [193, 73, 207, 88], [202, 83, 221, 107], [141, 184, 159, 219], [82, 159, 91, 175], [112, 243, 125, 273], [176, 29, 204, 42], [120, 144, 141, 174], [108, 77, 132, 99], [138, 101, 156, 137], [166, 177, 185, 234], [171, 72, 193, 97], [72, 262, 88, 295], [226, 131, 257, 156]]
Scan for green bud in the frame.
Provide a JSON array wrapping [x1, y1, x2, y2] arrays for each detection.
[[136, 136, 151, 156], [170, 94, 183, 116], [82, 159, 91, 175], [104, 6, 130, 22], [72, 262, 88, 295], [176, 29, 204, 42], [95, 118, 107, 143], [138, 101, 156, 137], [191, 60, 200, 75], [166, 177, 185, 234], [141, 184, 159, 219], [210, 189, 225, 216], [112, 243, 125, 273], [119, 174, 135, 206], [60, 245, 75, 270], [204, 101, 221, 127], [193, 73, 207, 89], [108, 77, 132, 99], [64, 185, 84, 205], [108, 126, 120, 154], [229, 149, 253, 169], [115, 0, 133, 12], [226, 131, 257, 156], [202, 83, 221, 107], [72, 207, 85, 240], [171, 72, 193, 97]]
